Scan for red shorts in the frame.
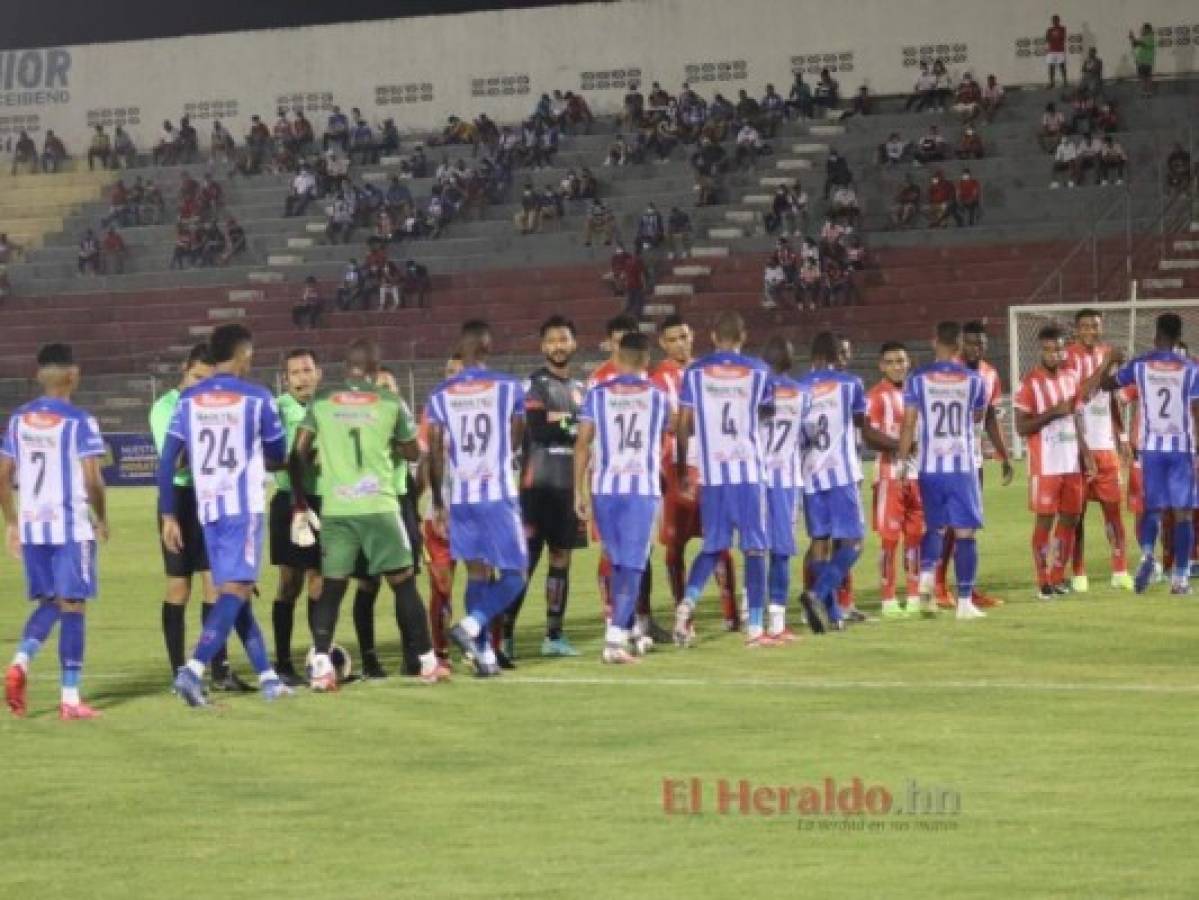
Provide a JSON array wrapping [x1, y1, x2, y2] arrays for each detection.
[[1128, 464, 1143, 514], [659, 466, 703, 545], [421, 519, 453, 569], [871, 478, 924, 541], [1029, 472, 1086, 516], [1086, 449, 1122, 504]]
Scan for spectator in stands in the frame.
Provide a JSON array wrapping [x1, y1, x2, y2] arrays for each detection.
[[913, 125, 948, 165], [1165, 144, 1193, 192], [844, 85, 873, 119], [786, 72, 814, 120], [140, 179, 165, 225], [890, 176, 921, 229], [87, 126, 111, 170], [336, 259, 366, 310], [760, 84, 785, 136], [763, 255, 787, 309], [220, 217, 246, 265], [733, 121, 765, 169], [199, 221, 226, 266], [154, 120, 179, 165], [385, 176, 413, 220], [379, 118, 401, 157], [952, 73, 982, 123], [578, 166, 598, 200], [284, 164, 318, 216], [1077, 132, 1103, 183], [826, 258, 854, 307], [350, 116, 376, 164], [735, 89, 761, 127], [666, 206, 692, 259], [956, 170, 980, 226], [1097, 136, 1128, 185], [10, 130, 36, 175], [1038, 103, 1066, 153], [622, 248, 648, 319], [178, 116, 198, 163], [327, 192, 356, 244], [782, 182, 808, 236], [622, 83, 645, 131], [1094, 101, 1119, 134], [1050, 135, 1082, 189], [514, 183, 541, 235], [324, 106, 350, 152], [775, 237, 799, 285], [210, 120, 234, 167], [813, 68, 840, 114], [563, 92, 594, 132], [607, 244, 630, 296], [636, 202, 664, 253], [400, 259, 431, 309], [102, 180, 131, 229], [796, 255, 822, 311], [1129, 23, 1156, 97], [605, 134, 630, 167], [829, 183, 860, 227], [823, 148, 853, 199], [1080, 47, 1104, 98], [1045, 14, 1068, 88], [0, 233, 20, 298], [583, 201, 615, 247], [1067, 87, 1096, 135], [694, 164, 720, 207], [290, 111, 315, 156], [929, 60, 952, 112], [926, 171, 956, 227], [879, 132, 910, 166], [981, 75, 1005, 122], [198, 175, 223, 221], [41, 131, 67, 173], [77, 229, 101, 275], [378, 260, 403, 310], [955, 125, 985, 160], [647, 116, 680, 161], [292, 276, 324, 329], [647, 82, 670, 114], [905, 62, 937, 112], [536, 184, 561, 228]]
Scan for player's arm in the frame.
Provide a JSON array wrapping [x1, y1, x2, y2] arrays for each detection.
[[983, 403, 1014, 484], [427, 421, 447, 513], [156, 430, 186, 552], [573, 420, 595, 521], [1015, 400, 1072, 436], [288, 427, 317, 509], [81, 456, 109, 542], [0, 455, 18, 558], [897, 406, 918, 473], [675, 407, 693, 480], [510, 413, 525, 468], [393, 437, 421, 464], [857, 411, 896, 452], [1192, 397, 1199, 466], [1098, 351, 1131, 393], [1075, 411, 1096, 477]]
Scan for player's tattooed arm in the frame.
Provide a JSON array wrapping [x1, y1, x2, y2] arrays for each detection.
[[1075, 412, 1096, 478], [0, 456, 18, 558], [288, 428, 317, 509], [856, 412, 896, 452], [897, 406, 919, 475], [573, 420, 594, 522], [82, 457, 108, 542], [984, 404, 1014, 485], [427, 422, 446, 512]]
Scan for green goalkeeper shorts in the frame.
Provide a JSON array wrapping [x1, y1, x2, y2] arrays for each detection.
[[321, 512, 413, 578]]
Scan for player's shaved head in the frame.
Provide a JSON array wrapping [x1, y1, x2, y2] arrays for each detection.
[[208, 323, 254, 375], [1075, 308, 1102, 322], [459, 319, 492, 364], [810, 331, 839, 366], [712, 311, 746, 349], [616, 332, 652, 374], [607, 314, 639, 338], [346, 338, 380, 377], [762, 335, 794, 374], [36, 343, 78, 393], [1156, 313, 1183, 348], [936, 321, 963, 350]]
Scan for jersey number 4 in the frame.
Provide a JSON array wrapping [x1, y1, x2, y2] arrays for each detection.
[[614, 412, 643, 452]]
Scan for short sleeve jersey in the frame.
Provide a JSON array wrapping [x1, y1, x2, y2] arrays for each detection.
[[760, 374, 804, 489], [150, 388, 191, 488], [1114, 351, 1199, 454], [275, 392, 316, 494], [796, 368, 866, 493], [579, 374, 668, 496], [1014, 365, 1082, 476], [866, 379, 913, 482], [1063, 342, 1116, 451], [679, 351, 772, 486], [904, 361, 988, 475]]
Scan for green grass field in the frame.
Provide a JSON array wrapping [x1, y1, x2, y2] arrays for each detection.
[[2, 465, 1198, 899]]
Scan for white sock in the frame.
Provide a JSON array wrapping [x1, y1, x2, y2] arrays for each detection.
[[61, 686, 80, 705], [917, 572, 935, 595], [419, 651, 438, 673], [881, 598, 900, 612], [605, 625, 628, 646], [746, 625, 764, 639], [768, 603, 786, 634], [13, 651, 30, 671], [905, 595, 920, 607], [257, 668, 279, 685], [461, 616, 482, 639], [957, 597, 974, 610], [478, 644, 497, 666], [185, 659, 205, 678], [634, 614, 650, 636]]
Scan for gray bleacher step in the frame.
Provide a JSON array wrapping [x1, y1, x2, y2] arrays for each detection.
[[643, 303, 676, 317], [708, 227, 743, 239], [102, 396, 143, 409], [268, 254, 304, 266], [654, 283, 694, 297], [742, 194, 772, 205], [724, 210, 756, 224], [692, 246, 730, 258], [228, 289, 265, 303], [673, 265, 712, 277], [776, 159, 812, 171], [287, 237, 315, 249], [166, 344, 194, 356], [808, 124, 845, 136], [1174, 240, 1199, 252], [379, 156, 404, 166], [1159, 259, 1199, 270], [637, 321, 657, 334], [188, 325, 214, 338], [1141, 277, 1183, 290], [208, 307, 246, 320], [759, 176, 794, 187], [1190, 221, 1199, 232], [248, 271, 285, 283], [305, 222, 327, 234], [792, 143, 830, 154], [148, 362, 176, 376]]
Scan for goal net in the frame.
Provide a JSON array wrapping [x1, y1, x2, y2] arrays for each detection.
[[1006, 295, 1199, 458]]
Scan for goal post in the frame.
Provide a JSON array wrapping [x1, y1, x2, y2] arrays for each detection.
[[1006, 292, 1199, 459]]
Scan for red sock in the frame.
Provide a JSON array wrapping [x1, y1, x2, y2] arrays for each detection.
[[1049, 521, 1077, 584], [665, 543, 686, 607], [489, 619, 504, 652], [936, 531, 955, 595], [1101, 501, 1127, 572], [837, 572, 854, 610], [879, 538, 899, 600], [598, 553, 613, 623], [1071, 514, 1087, 576], [1032, 523, 1052, 585], [427, 564, 454, 655], [714, 550, 739, 625]]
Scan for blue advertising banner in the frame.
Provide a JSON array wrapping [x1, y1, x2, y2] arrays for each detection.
[[101, 432, 158, 486]]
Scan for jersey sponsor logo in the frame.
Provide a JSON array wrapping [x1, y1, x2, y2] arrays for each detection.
[[21, 411, 62, 428], [1147, 360, 1183, 372], [193, 390, 242, 408], [331, 391, 379, 406], [928, 372, 967, 384], [448, 380, 495, 395], [707, 364, 750, 379], [809, 382, 838, 398], [774, 385, 801, 399], [607, 383, 650, 397]]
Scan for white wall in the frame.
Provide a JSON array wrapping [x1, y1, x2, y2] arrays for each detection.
[[1, 0, 1196, 153]]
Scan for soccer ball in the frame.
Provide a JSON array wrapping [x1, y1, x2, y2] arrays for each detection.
[[304, 644, 353, 683]]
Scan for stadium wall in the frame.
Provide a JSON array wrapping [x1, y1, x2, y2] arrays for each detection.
[[2, 0, 1197, 151]]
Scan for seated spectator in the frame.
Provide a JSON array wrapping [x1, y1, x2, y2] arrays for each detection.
[[607, 244, 630, 296], [322, 148, 351, 195], [385, 176, 413, 219], [562, 91, 594, 132], [829, 184, 860, 227], [578, 166, 598, 200], [77, 229, 101, 275], [1038, 103, 1066, 153], [605, 134, 630, 167], [154, 120, 179, 165], [823, 148, 853, 198], [326, 192, 356, 244], [786, 72, 814, 119], [102, 180, 131, 229], [775, 238, 799, 284], [647, 117, 679, 161], [1077, 132, 1104, 182], [400, 259, 431, 309], [537, 184, 562, 227], [1094, 101, 1119, 134], [955, 126, 985, 160], [981, 75, 1005, 122], [846, 85, 872, 118], [41, 131, 67, 173], [10, 130, 37, 174], [760, 84, 785, 136], [98, 227, 127, 274], [139, 179, 165, 225], [323, 105, 350, 152], [780, 182, 808, 236], [87, 126, 111, 170], [813, 68, 840, 113], [538, 122, 560, 168], [1068, 87, 1097, 134], [284, 165, 318, 216], [376, 209, 397, 244], [735, 89, 761, 127], [290, 111, 315, 155], [844, 233, 866, 270], [210, 120, 234, 167], [734, 122, 765, 168], [956, 170, 981, 226], [178, 116, 198, 162], [292, 276, 324, 329], [378, 118, 401, 157], [796, 257, 823, 311], [952, 73, 982, 122], [635, 202, 664, 252], [1097, 136, 1128, 185], [622, 248, 648, 319], [198, 175, 223, 220], [930, 60, 952, 112], [168, 226, 189, 270], [199, 222, 225, 267], [878, 132, 910, 166], [110, 125, 136, 169], [1050, 136, 1081, 188], [1166, 143, 1193, 192], [335, 259, 366, 310], [913, 125, 948, 165], [583, 201, 615, 247], [378, 260, 402, 310], [666, 206, 692, 259], [825, 258, 854, 307], [622, 83, 645, 131], [0, 233, 22, 298], [927, 171, 956, 227], [220, 217, 246, 265], [891, 176, 921, 228], [763, 255, 787, 309], [905, 62, 937, 112], [694, 165, 720, 207], [647, 82, 671, 112], [350, 117, 376, 164], [514, 183, 541, 235], [1080, 47, 1104, 98], [435, 115, 477, 150]]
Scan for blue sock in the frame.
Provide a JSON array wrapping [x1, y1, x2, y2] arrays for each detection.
[[744, 553, 767, 629], [17, 600, 60, 662], [1139, 512, 1161, 558], [808, 559, 828, 594], [192, 593, 244, 666], [58, 610, 84, 693], [1173, 518, 1194, 578], [814, 544, 860, 620], [473, 570, 526, 629], [233, 601, 272, 675], [953, 537, 978, 600], [683, 550, 721, 606], [920, 529, 944, 577], [611, 565, 639, 630], [464, 578, 487, 630], [768, 553, 790, 605]]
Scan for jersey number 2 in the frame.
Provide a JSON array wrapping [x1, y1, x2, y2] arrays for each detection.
[[198, 427, 237, 475]]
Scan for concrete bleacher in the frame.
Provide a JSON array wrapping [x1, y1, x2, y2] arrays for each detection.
[[0, 168, 112, 251]]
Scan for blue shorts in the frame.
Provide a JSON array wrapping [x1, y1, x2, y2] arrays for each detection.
[[450, 498, 528, 572], [766, 486, 801, 556], [802, 484, 864, 541], [22, 542, 97, 601], [593, 494, 658, 570], [202, 513, 265, 585], [919, 472, 984, 531], [1141, 451, 1197, 511], [699, 483, 767, 553]]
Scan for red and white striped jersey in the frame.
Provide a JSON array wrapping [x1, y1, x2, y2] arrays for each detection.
[[1064, 342, 1116, 451], [1014, 365, 1082, 476], [866, 379, 914, 482]]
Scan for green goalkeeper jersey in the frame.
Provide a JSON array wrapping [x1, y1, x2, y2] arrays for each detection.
[[299, 379, 417, 517], [150, 388, 192, 488], [275, 392, 317, 494]]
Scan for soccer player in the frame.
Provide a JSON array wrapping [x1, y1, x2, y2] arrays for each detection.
[[157, 324, 292, 706], [290, 342, 447, 690], [150, 343, 253, 692], [1065, 308, 1132, 590], [574, 332, 669, 663], [759, 335, 804, 640], [2, 344, 108, 719], [796, 332, 885, 632], [866, 341, 925, 619], [431, 320, 529, 678], [1014, 325, 1093, 599], [269, 348, 323, 686], [651, 314, 740, 631], [933, 320, 1014, 608], [899, 321, 990, 620], [507, 315, 587, 659], [1102, 313, 1199, 594], [673, 311, 774, 647]]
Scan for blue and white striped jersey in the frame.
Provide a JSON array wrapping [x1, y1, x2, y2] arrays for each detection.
[[797, 368, 866, 493], [903, 361, 987, 475], [1114, 350, 1199, 454], [579, 374, 668, 496], [679, 351, 772, 486]]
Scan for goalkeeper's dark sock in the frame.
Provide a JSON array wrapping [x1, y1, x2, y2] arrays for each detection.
[[393, 575, 434, 670], [271, 599, 296, 668], [352, 580, 380, 660], [311, 578, 349, 654], [161, 602, 186, 675], [544, 564, 570, 639]]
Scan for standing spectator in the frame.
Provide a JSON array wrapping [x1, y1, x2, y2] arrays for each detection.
[[154, 120, 179, 165], [0, 233, 21, 298], [607, 244, 630, 296], [292, 276, 324, 329], [170, 225, 193, 269], [1038, 103, 1066, 153], [763, 255, 787, 309], [326, 192, 355, 244], [41, 131, 67, 173], [283, 164, 317, 216], [981, 75, 1005, 122], [291, 111, 315, 156], [622, 248, 648, 319], [219, 217, 246, 265], [926, 171, 956, 227], [825, 258, 854, 307], [102, 180, 131, 228], [829, 184, 860, 227], [890, 176, 921, 228], [563, 91, 594, 132], [514, 183, 541, 235], [336, 259, 366, 310], [198, 174, 223, 221], [760, 84, 785, 136], [666, 206, 692, 259], [178, 116, 198, 162], [1129, 24, 1156, 97], [378, 118, 401, 157], [1068, 87, 1096, 134], [1050, 135, 1081, 188], [845, 85, 873, 118], [100, 227, 128, 274], [622, 83, 644, 131], [400, 259, 431, 309], [786, 72, 814, 120], [956, 170, 981, 226], [1045, 14, 1068, 88], [952, 74, 982, 123], [77, 229, 101, 274], [913, 125, 948, 164], [87, 126, 111, 170], [10, 130, 37, 174], [1097, 136, 1127, 185], [1080, 48, 1104, 97], [199, 221, 226, 267], [1165, 144, 1193, 192], [139, 179, 165, 225], [635, 202, 664, 252], [775, 238, 799, 285], [210, 120, 234, 166], [378, 260, 402, 311], [1094, 101, 1119, 134], [930, 60, 952, 112], [583, 201, 615, 247], [796, 256, 823, 311], [813, 68, 840, 114], [350, 117, 376, 164], [955, 126, 985, 160], [323, 106, 349, 152], [905, 62, 937, 112]]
